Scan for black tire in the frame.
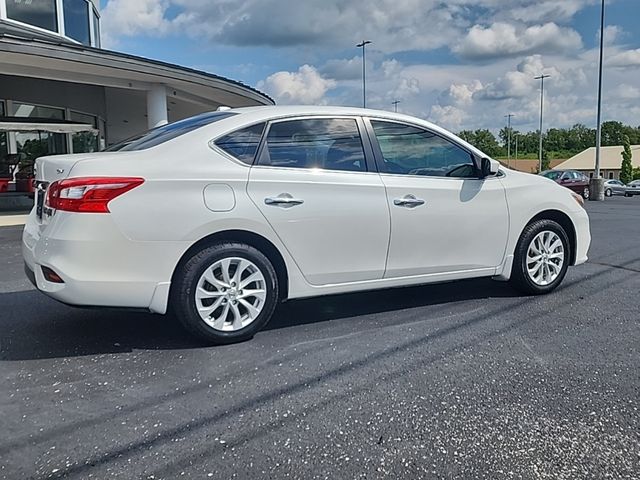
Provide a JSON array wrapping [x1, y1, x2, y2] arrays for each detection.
[[171, 242, 279, 344], [582, 187, 590, 200], [510, 219, 570, 295], [605, 188, 612, 197]]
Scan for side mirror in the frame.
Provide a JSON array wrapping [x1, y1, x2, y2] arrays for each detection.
[[480, 157, 499, 178]]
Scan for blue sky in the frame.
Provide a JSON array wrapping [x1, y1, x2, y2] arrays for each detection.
[[99, 0, 640, 132]]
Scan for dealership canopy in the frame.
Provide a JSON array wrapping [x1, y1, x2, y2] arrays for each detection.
[[0, 117, 99, 134]]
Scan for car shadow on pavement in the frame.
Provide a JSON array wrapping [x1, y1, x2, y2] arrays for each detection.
[[0, 278, 519, 361]]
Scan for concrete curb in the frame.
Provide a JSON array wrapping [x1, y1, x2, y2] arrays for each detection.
[[0, 215, 28, 227]]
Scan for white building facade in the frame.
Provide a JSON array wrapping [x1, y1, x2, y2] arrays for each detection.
[[0, 0, 273, 197]]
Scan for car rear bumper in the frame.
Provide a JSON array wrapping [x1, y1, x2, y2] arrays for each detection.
[[22, 212, 185, 314]]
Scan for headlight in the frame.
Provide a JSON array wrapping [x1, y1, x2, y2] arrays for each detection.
[[571, 191, 585, 208]]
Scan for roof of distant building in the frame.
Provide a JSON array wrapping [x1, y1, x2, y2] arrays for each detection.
[[554, 145, 640, 170]]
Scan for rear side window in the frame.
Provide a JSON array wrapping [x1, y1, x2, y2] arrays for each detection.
[[258, 118, 366, 172], [106, 112, 236, 152], [214, 123, 266, 164]]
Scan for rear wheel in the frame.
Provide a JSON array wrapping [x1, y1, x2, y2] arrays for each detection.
[[172, 242, 279, 344], [511, 219, 570, 295], [605, 188, 612, 197], [583, 187, 590, 200]]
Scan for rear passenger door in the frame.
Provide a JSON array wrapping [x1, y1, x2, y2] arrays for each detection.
[[247, 117, 390, 286]]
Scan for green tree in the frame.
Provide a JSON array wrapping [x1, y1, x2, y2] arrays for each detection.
[[620, 135, 634, 184], [601, 121, 625, 146], [541, 150, 551, 172], [632, 167, 640, 181]]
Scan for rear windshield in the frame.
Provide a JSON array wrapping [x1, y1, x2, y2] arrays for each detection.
[[105, 111, 237, 152]]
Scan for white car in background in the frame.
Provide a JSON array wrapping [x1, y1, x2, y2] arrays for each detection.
[[23, 106, 591, 344]]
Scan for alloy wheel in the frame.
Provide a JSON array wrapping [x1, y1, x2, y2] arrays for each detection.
[[583, 187, 590, 200], [526, 231, 565, 286], [195, 257, 267, 331]]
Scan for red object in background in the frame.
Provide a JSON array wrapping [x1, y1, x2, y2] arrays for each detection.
[[0, 178, 9, 193], [15, 177, 35, 194]]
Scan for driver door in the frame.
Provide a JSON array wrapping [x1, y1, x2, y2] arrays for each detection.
[[365, 119, 509, 278]]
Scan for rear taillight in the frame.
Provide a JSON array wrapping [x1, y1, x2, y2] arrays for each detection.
[[46, 177, 144, 213]]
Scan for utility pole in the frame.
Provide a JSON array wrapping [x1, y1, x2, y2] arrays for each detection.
[[535, 74, 551, 172], [356, 40, 372, 108], [392, 100, 401, 113], [515, 134, 519, 168], [591, 0, 606, 200], [505, 114, 514, 167]]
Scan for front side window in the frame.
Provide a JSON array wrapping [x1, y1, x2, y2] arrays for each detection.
[[6, 0, 58, 32], [106, 112, 236, 152], [371, 120, 476, 178], [258, 118, 366, 172], [63, 0, 90, 45], [215, 123, 265, 164]]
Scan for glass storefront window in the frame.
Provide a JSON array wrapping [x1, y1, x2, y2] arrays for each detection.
[[92, 7, 101, 48], [13, 103, 65, 120], [6, 0, 58, 33], [70, 111, 99, 153], [13, 103, 68, 165], [0, 101, 9, 179], [63, 0, 91, 45]]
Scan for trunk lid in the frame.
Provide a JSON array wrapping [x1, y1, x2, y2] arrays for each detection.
[[35, 153, 110, 183]]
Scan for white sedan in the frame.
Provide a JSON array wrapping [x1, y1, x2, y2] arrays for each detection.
[[23, 106, 591, 343]]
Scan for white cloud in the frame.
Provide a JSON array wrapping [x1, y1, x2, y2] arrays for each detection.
[[455, 22, 583, 59], [613, 84, 640, 100], [257, 65, 336, 104], [602, 25, 626, 46], [607, 48, 640, 68], [100, 0, 170, 47]]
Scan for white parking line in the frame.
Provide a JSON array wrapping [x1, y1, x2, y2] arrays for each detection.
[[0, 215, 28, 227]]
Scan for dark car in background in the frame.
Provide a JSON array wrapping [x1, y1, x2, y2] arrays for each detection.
[[540, 170, 590, 199], [626, 179, 640, 197]]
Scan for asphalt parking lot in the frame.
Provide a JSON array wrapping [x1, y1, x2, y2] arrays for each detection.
[[0, 197, 638, 479]]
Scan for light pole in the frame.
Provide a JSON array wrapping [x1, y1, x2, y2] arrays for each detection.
[[535, 74, 551, 172], [505, 114, 514, 167], [357, 40, 372, 108], [392, 100, 401, 112], [515, 134, 519, 168], [591, 0, 606, 200]]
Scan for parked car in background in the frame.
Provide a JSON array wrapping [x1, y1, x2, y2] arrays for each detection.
[[23, 106, 591, 344], [626, 179, 640, 196], [604, 179, 628, 197], [539, 170, 590, 199]]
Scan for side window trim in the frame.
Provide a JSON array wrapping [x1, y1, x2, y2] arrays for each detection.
[[253, 115, 374, 173], [362, 117, 482, 179]]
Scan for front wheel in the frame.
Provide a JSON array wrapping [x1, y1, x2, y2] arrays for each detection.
[[583, 187, 590, 200], [172, 242, 279, 344], [511, 220, 570, 295]]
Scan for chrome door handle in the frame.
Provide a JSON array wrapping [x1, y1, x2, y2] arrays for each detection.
[[264, 194, 304, 207], [393, 195, 425, 208]]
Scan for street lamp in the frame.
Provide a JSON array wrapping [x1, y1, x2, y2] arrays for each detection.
[[392, 100, 401, 112], [591, 0, 606, 200], [505, 114, 514, 167], [357, 40, 372, 108], [534, 73, 551, 172]]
